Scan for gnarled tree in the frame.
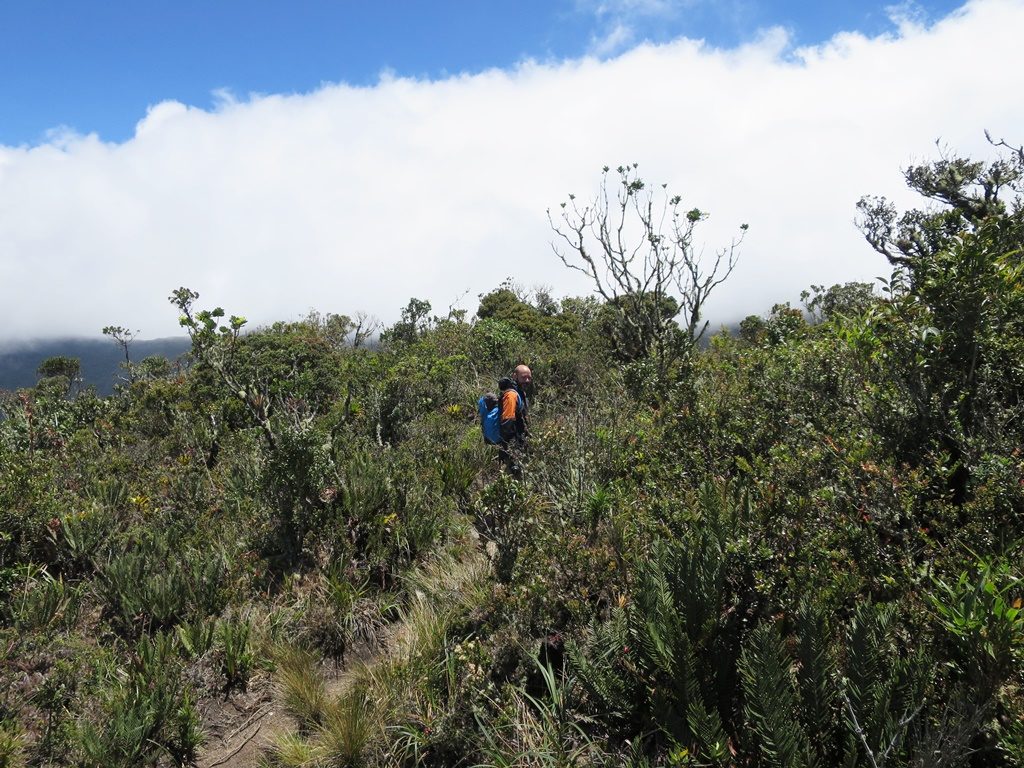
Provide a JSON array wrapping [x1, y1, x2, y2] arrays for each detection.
[[856, 132, 1023, 288]]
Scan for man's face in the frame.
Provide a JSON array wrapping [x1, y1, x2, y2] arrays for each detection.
[[514, 366, 533, 389]]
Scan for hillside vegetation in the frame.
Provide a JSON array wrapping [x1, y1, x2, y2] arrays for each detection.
[[1, 142, 1023, 767], [0, 338, 191, 396]]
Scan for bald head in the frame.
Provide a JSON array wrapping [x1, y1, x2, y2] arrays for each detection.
[[513, 365, 532, 388]]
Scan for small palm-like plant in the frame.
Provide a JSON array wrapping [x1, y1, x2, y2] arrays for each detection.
[[738, 621, 816, 768], [568, 485, 739, 763], [96, 533, 227, 635], [76, 632, 202, 767], [436, 446, 479, 499], [218, 613, 254, 691], [13, 567, 79, 631], [176, 615, 217, 658]]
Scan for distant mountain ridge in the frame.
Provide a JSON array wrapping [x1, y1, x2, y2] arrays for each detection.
[[0, 337, 191, 395], [0, 323, 743, 396]]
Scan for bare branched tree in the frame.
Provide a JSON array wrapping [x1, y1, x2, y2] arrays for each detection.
[[548, 164, 746, 372], [351, 311, 380, 349]]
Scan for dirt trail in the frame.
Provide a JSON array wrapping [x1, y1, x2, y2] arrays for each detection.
[[195, 641, 379, 768], [193, 675, 286, 768], [196, 523, 490, 768]]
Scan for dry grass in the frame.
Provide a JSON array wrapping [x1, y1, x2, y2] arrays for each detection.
[[266, 528, 491, 767], [274, 646, 327, 732], [263, 731, 318, 767]]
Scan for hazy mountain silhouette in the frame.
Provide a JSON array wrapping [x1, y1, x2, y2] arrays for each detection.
[[0, 337, 191, 395]]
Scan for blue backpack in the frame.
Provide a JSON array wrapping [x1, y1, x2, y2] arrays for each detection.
[[478, 393, 502, 445]]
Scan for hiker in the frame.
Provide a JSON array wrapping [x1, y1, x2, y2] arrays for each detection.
[[499, 364, 532, 474], [509, 364, 532, 437], [478, 364, 533, 475], [496, 377, 524, 475], [478, 392, 501, 447]]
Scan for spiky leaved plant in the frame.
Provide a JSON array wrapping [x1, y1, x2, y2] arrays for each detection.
[[76, 632, 203, 767], [738, 621, 818, 768], [794, 600, 841, 760], [839, 602, 931, 768], [569, 528, 731, 762], [476, 660, 602, 768], [217, 612, 254, 691]]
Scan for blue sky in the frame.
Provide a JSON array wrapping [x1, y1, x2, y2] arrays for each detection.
[[2, 0, 964, 146], [2, 0, 1020, 341]]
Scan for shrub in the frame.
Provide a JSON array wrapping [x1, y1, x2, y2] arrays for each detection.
[[76, 632, 203, 767], [95, 532, 227, 635]]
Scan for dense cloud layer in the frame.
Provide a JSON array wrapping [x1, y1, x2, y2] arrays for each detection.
[[2, 0, 1023, 343]]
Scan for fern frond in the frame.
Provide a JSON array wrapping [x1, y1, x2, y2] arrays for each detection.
[[739, 622, 815, 768], [795, 599, 839, 751]]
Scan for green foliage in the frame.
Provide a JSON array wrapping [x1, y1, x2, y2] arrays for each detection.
[[802, 282, 877, 323], [76, 633, 202, 767], [738, 622, 815, 768], [928, 559, 1023, 696], [839, 603, 934, 768], [96, 532, 227, 635], [857, 137, 1023, 284], [50, 504, 116, 577], [471, 317, 528, 370], [565, 485, 737, 761], [36, 355, 81, 394], [0, 722, 26, 768], [175, 614, 217, 658], [9, 567, 80, 632], [794, 600, 839, 750], [2, 141, 1024, 767], [476, 660, 599, 768], [217, 612, 254, 691]]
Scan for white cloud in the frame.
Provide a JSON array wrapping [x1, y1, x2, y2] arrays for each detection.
[[581, 0, 682, 16], [886, 1, 930, 32], [579, 0, 696, 55], [589, 22, 637, 56], [1, 0, 1023, 343]]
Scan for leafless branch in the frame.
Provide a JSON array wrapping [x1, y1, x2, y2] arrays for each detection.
[[549, 164, 746, 371]]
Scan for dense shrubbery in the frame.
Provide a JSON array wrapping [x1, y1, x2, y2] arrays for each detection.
[[1, 142, 1022, 766]]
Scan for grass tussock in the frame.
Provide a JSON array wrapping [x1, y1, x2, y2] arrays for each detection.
[[275, 645, 328, 732], [267, 541, 491, 766]]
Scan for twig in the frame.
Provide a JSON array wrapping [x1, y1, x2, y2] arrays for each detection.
[[843, 692, 881, 768], [226, 706, 273, 743], [878, 701, 926, 766], [842, 689, 924, 768], [205, 719, 267, 768]]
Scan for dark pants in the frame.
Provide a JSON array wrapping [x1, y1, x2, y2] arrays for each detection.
[[498, 439, 525, 477]]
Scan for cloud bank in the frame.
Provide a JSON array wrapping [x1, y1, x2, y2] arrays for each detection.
[[2, 0, 1023, 343]]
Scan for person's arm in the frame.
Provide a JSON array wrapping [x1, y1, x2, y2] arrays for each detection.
[[513, 384, 530, 434]]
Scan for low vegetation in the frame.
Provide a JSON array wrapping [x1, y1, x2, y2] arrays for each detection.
[[1, 140, 1022, 766]]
